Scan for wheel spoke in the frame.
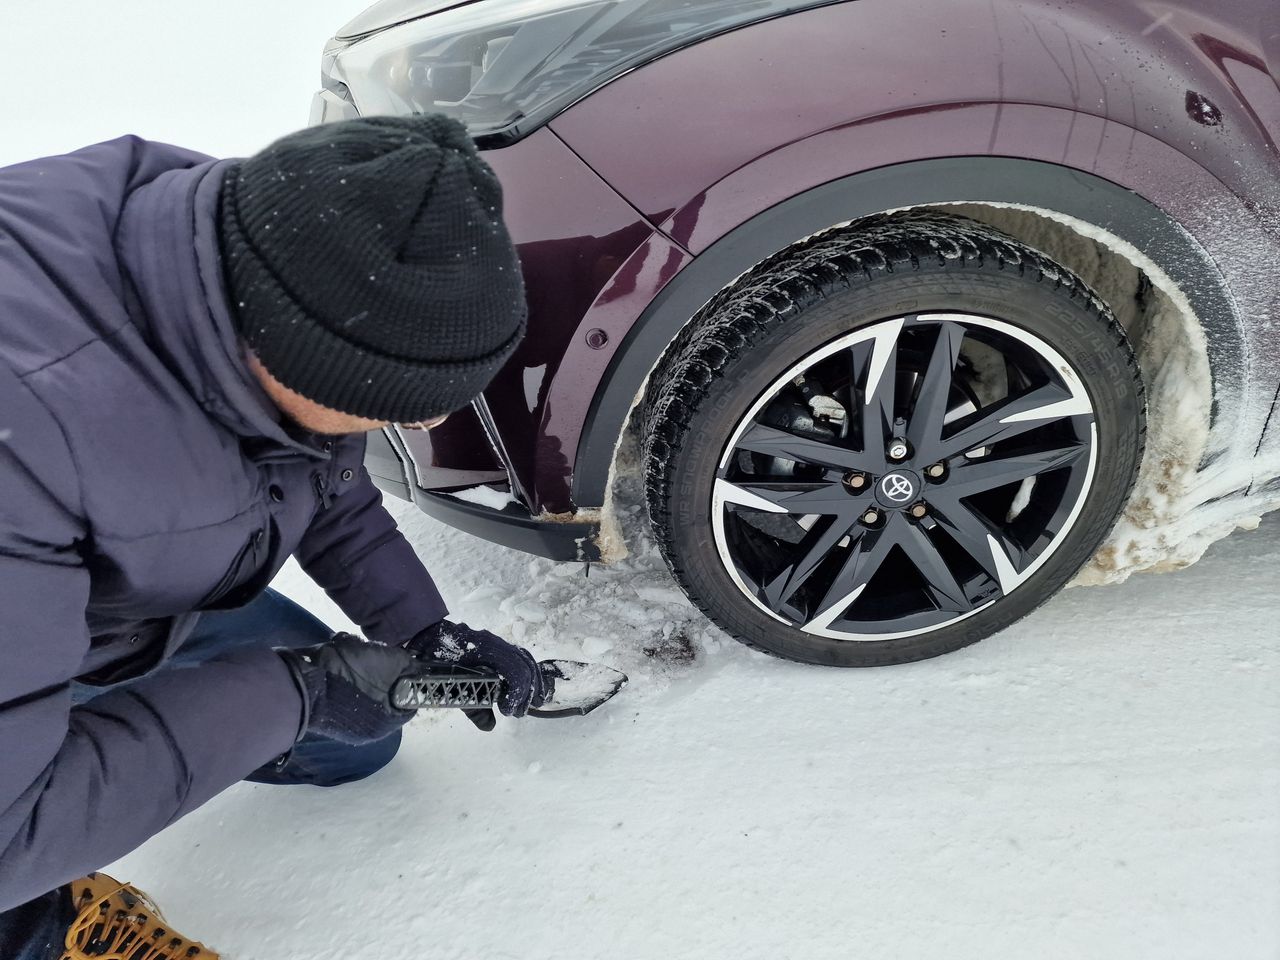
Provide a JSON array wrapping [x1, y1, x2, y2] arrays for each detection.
[[927, 491, 1027, 593], [851, 318, 904, 468], [761, 516, 857, 614], [906, 321, 965, 460], [943, 442, 1086, 498], [805, 515, 901, 631], [732, 423, 869, 473], [896, 520, 972, 612], [714, 477, 859, 516], [937, 383, 1091, 460]]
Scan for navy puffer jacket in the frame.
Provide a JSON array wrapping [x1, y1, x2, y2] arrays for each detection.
[[0, 137, 447, 909]]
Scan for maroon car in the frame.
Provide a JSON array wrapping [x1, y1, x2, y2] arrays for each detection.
[[311, 0, 1280, 666]]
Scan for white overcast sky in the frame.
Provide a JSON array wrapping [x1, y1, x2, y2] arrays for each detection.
[[0, 0, 365, 166]]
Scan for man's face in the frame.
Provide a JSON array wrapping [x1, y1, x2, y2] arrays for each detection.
[[246, 351, 448, 436]]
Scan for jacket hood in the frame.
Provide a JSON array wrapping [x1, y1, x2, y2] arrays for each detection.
[[115, 157, 320, 458]]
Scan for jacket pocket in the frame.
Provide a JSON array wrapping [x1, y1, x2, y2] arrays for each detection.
[[197, 526, 267, 611]]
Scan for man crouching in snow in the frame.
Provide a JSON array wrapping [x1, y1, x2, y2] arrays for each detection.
[[0, 114, 546, 958]]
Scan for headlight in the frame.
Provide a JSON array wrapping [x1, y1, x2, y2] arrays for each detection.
[[326, 0, 839, 143], [336, 0, 473, 41]]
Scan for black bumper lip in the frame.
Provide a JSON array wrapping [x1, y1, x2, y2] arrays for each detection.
[[410, 488, 603, 563], [367, 424, 602, 562]]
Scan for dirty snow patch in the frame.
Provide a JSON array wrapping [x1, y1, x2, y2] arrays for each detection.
[[935, 203, 1275, 583]]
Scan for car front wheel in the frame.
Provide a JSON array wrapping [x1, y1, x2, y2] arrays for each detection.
[[643, 213, 1145, 666]]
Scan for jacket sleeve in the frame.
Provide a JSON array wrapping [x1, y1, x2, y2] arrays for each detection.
[[0, 363, 304, 913], [294, 461, 448, 645]]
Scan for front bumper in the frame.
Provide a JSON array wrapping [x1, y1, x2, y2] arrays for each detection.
[[309, 88, 359, 126], [367, 426, 602, 562], [409, 490, 603, 563]]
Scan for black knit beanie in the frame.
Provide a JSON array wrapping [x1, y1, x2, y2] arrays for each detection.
[[217, 114, 527, 422]]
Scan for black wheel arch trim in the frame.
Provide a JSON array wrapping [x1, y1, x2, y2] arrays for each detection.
[[571, 156, 1245, 507]]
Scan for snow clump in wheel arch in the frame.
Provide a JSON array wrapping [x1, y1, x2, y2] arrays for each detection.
[[933, 203, 1280, 584], [602, 203, 1272, 584]]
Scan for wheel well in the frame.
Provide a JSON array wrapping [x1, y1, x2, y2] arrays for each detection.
[[576, 158, 1244, 520], [920, 204, 1213, 584], [598, 203, 1216, 584]]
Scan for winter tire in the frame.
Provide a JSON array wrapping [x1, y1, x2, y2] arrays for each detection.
[[643, 213, 1145, 666]]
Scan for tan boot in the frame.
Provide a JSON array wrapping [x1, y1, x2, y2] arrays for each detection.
[[60, 873, 218, 960]]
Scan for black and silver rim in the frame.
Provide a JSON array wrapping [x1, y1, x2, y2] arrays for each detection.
[[711, 313, 1097, 641]]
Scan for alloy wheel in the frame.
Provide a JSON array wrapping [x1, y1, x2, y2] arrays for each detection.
[[710, 313, 1097, 641]]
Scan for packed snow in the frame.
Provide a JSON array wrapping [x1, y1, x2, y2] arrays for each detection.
[[937, 203, 1278, 585], [537, 660, 629, 714], [448, 484, 518, 511]]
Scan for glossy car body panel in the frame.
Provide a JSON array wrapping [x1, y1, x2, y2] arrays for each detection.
[[535, 0, 1278, 508], [533, 231, 691, 509], [425, 127, 658, 511], [568, 156, 1255, 506], [367, 0, 1278, 548], [551, 0, 1279, 223]]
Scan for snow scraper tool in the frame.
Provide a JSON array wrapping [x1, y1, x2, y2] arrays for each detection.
[[391, 660, 628, 719]]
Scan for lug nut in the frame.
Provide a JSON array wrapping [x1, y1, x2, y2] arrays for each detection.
[[910, 502, 928, 518], [925, 463, 946, 479], [887, 439, 909, 461], [861, 509, 881, 525], [845, 472, 867, 490]]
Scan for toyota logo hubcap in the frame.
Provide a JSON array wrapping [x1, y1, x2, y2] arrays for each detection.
[[877, 472, 917, 506]]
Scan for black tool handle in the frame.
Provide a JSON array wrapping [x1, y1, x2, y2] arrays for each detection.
[[391, 668, 502, 711]]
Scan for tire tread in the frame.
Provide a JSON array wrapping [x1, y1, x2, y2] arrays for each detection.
[[642, 212, 1146, 663]]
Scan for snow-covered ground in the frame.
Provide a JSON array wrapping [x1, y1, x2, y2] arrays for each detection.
[[6, 4, 1278, 958], [107, 493, 1280, 960]]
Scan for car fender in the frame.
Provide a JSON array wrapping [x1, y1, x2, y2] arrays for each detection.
[[564, 147, 1269, 508], [544, 0, 1280, 508]]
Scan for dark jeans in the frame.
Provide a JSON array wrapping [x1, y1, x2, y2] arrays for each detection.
[[0, 590, 401, 959]]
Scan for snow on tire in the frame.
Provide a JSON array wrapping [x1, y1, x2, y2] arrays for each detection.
[[642, 212, 1146, 667]]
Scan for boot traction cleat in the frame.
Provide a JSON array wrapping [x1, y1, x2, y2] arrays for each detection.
[[61, 872, 218, 960]]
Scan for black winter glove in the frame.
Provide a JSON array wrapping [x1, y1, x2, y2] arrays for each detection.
[[278, 633, 419, 745], [407, 620, 549, 719]]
